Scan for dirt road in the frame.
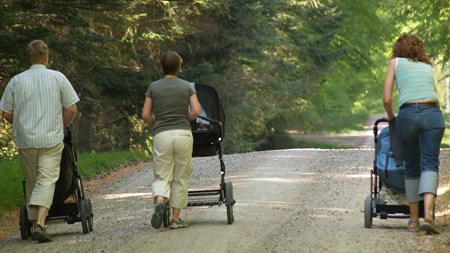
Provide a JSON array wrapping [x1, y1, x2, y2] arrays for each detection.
[[0, 116, 449, 252], [289, 114, 388, 149]]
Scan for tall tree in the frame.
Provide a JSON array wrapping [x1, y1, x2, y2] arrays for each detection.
[[381, 0, 450, 63]]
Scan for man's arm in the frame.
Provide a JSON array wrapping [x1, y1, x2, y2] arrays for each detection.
[[63, 104, 77, 127], [2, 111, 13, 124]]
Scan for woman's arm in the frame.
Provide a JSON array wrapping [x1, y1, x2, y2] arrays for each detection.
[[383, 58, 396, 121], [188, 94, 201, 121], [141, 97, 154, 127]]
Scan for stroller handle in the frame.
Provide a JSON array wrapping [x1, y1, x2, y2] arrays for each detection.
[[64, 126, 73, 144], [373, 118, 389, 140], [198, 115, 221, 125], [196, 115, 224, 138], [374, 118, 389, 127]]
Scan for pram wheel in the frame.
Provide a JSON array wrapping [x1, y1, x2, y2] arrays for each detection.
[[162, 202, 171, 228], [86, 198, 94, 232], [19, 206, 32, 240], [224, 182, 235, 224], [364, 195, 373, 228], [79, 199, 89, 234]]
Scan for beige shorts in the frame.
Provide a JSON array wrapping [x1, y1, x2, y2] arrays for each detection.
[[152, 129, 193, 209], [19, 143, 64, 220]]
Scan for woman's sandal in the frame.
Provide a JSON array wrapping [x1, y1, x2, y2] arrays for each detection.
[[407, 219, 420, 232], [421, 211, 440, 235], [31, 224, 52, 243]]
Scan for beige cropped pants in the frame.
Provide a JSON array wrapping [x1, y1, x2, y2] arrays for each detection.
[[19, 143, 63, 220], [152, 130, 193, 209]]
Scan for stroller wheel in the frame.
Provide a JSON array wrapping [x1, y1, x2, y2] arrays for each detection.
[[364, 195, 373, 228], [19, 206, 32, 240], [79, 199, 89, 234], [224, 182, 235, 224], [86, 198, 94, 232]]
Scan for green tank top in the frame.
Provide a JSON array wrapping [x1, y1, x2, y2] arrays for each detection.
[[145, 77, 196, 135]]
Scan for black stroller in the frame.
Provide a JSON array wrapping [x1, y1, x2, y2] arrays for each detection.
[[364, 118, 424, 228], [159, 83, 235, 227], [19, 128, 94, 239]]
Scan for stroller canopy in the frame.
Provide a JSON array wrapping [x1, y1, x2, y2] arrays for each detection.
[[194, 83, 226, 136]]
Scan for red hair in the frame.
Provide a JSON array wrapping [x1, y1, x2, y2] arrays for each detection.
[[391, 34, 432, 65]]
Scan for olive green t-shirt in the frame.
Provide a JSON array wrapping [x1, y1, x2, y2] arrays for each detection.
[[145, 77, 196, 136]]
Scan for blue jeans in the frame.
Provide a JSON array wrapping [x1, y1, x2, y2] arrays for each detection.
[[397, 105, 445, 179]]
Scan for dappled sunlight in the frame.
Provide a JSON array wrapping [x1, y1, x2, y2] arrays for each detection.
[[270, 153, 328, 158], [235, 200, 298, 208], [251, 200, 293, 206], [346, 173, 371, 178], [286, 172, 316, 176], [242, 177, 312, 184], [436, 209, 450, 218], [313, 207, 354, 213], [434, 182, 450, 218], [435, 186, 449, 217], [437, 185, 449, 196], [102, 192, 152, 200]]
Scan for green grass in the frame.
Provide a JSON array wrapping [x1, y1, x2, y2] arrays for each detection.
[[0, 159, 24, 217], [76, 151, 151, 179], [0, 151, 151, 218], [442, 114, 450, 148]]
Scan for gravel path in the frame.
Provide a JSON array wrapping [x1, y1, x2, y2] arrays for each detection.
[[1, 116, 449, 252]]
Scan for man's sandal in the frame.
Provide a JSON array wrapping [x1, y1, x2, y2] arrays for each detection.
[[407, 219, 420, 232], [31, 224, 52, 243]]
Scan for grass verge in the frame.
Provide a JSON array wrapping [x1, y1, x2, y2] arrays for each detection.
[[442, 114, 450, 148], [0, 151, 151, 219]]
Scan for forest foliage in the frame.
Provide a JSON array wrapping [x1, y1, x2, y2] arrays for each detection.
[[0, 0, 449, 157]]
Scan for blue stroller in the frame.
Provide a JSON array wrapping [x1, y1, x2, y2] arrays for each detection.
[[364, 118, 425, 228]]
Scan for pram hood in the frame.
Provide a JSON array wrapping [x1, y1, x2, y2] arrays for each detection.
[[375, 123, 405, 194], [194, 83, 226, 136]]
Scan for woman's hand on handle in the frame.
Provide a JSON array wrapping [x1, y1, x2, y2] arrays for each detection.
[[383, 111, 395, 121]]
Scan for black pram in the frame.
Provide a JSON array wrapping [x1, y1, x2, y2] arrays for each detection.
[[158, 83, 235, 227], [19, 128, 94, 239], [189, 83, 235, 224]]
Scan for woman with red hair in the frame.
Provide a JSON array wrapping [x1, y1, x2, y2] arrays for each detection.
[[383, 34, 444, 234]]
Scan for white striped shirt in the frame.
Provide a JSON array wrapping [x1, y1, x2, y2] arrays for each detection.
[[0, 64, 79, 148]]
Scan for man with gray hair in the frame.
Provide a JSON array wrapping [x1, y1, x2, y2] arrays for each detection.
[[0, 40, 79, 243]]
